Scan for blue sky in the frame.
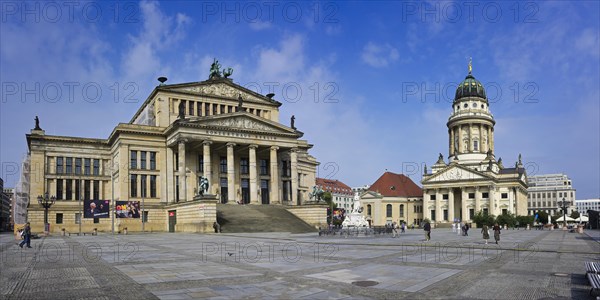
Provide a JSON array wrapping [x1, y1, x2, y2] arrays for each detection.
[[1, 1, 599, 199]]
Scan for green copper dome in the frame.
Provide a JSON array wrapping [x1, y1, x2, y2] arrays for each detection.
[[454, 73, 487, 102]]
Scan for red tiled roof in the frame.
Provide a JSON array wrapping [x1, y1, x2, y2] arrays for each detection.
[[316, 178, 353, 195], [368, 172, 422, 197]]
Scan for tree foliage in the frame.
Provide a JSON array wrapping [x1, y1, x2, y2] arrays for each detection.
[[496, 213, 516, 227], [570, 210, 580, 219], [472, 210, 496, 227], [515, 215, 534, 227]]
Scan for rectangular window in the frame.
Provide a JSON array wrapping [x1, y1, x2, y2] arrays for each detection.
[[93, 180, 99, 200], [482, 192, 489, 198], [205, 103, 210, 116], [430, 195, 436, 200], [175, 176, 180, 201], [260, 159, 268, 175], [443, 209, 448, 221], [94, 217, 99, 224], [75, 213, 81, 224], [198, 155, 204, 172], [256, 109, 261, 117], [228, 106, 233, 113], [56, 213, 63, 224], [150, 175, 157, 198], [282, 160, 290, 177], [174, 153, 179, 171], [220, 157, 227, 173], [66, 179, 72, 200], [212, 104, 217, 115], [141, 151, 147, 170], [483, 208, 489, 215], [469, 209, 475, 219], [150, 152, 156, 170], [93, 159, 100, 175], [240, 158, 249, 174], [75, 179, 80, 200], [502, 209, 508, 215], [249, 108, 254, 114], [66, 157, 72, 174], [197, 102, 202, 116], [84, 180, 90, 200], [180, 100, 186, 115], [130, 151, 137, 169], [443, 194, 449, 200], [84, 158, 91, 175], [220, 104, 225, 114], [56, 179, 63, 200], [474, 140, 479, 151], [189, 101, 194, 115], [75, 158, 82, 175], [468, 193, 475, 199], [56, 157, 64, 174], [130, 175, 137, 198], [501, 193, 508, 199], [141, 175, 147, 198]]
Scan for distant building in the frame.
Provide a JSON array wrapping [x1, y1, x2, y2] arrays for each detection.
[[352, 185, 370, 194], [316, 178, 353, 210], [576, 199, 600, 215], [4, 188, 14, 230], [361, 172, 423, 226], [0, 178, 11, 231], [527, 174, 576, 216]]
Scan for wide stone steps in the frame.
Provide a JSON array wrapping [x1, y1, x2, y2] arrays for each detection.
[[216, 204, 317, 233]]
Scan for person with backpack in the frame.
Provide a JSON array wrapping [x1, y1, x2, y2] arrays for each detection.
[[19, 222, 32, 249], [423, 221, 431, 241]]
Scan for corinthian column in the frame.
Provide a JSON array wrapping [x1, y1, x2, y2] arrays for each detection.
[[249, 145, 258, 204], [227, 143, 236, 204], [290, 148, 298, 205], [178, 139, 187, 202], [270, 146, 279, 204]]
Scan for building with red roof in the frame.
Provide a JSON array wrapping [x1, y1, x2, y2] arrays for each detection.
[[316, 178, 353, 210], [360, 172, 424, 227]]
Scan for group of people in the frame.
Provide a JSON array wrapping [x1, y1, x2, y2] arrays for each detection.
[[423, 222, 502, 244], [390, 221, 407, 237]]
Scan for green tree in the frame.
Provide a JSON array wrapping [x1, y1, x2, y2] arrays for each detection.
[[515, 215, 534, 227], [570, 210, 580, 219], [323, 192, 337, 225], [472, 210, 495, 228], [535, 211, 549, 224], [496, 213, 516, 228]]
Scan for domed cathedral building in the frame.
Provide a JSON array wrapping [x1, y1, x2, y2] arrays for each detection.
[[421, 62, 528, 225], [25, 61, 320, 234]]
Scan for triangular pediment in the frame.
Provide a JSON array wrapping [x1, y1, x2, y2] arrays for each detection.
[[423, 165, 491, 183], [162, 79, 280, 106], [360, 191, 382, 199], [177, 112, 301, 137]]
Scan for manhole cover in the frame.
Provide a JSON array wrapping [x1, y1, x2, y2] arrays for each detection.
[[553, 273, 569, 277], [351, 280, 379, 287]]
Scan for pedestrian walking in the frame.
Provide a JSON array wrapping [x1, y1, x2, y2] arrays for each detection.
[[457, 223, 461, 236], [19, 222, 32, 249], [401, 222, 405, 233], [481, 224, 490, 245], [392, 222, 398, 238], [492, 223, 501, 244], [464, 223, 469, 236], [424, 221, 431, 241]]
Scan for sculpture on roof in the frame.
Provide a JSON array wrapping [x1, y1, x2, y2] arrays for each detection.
[[34, 116, 42, 130], [209, 58, 221, 79], [291, 115, 296, 130], [178, 100, 185, 119], [223, 67, 233, 78], [237, 94, 243, 111]]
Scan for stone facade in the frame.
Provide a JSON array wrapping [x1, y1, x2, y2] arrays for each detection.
[[421, 66, 528, 224], [527, 174, 576, 216], [25, 76, 318, 234], [360, 172, 424, 227]]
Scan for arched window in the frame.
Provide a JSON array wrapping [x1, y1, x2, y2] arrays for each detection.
[[473, 140, 479, 151], [386, 204, 392, 217], [367, 204, 371, 216], [399, 204, 404, 217]]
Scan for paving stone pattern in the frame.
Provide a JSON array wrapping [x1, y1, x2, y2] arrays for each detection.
[[1, 228, 599, 299]]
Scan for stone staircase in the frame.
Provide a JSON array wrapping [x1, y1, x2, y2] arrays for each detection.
[[216, 204, 317, 233]]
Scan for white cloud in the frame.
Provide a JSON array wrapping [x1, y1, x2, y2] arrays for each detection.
[[361, 42, 399, 68]]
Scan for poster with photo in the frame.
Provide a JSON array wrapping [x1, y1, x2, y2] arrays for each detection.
[[83, 200, 110, 218], [115, 201, 141, 218]]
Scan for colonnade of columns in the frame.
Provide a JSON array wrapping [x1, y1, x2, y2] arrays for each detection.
[[427, 186, 505, 222], [175, 139, 298, 205]]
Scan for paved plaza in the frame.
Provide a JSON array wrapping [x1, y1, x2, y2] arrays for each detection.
[[1, 228, 599, 299]]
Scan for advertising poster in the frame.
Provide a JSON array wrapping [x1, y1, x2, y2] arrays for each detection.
[[115, 201, 141, 218], [83, 200, 110, 218]]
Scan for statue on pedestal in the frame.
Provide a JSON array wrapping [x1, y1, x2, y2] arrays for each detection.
[[291, 115, 296, 130], [197, 176, 209, 197], [34, 116, 42, 130], [309, 185, 324, 202]]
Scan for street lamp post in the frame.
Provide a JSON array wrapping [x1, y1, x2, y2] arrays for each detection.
[[37, 192, 56, 234], [559, 197, 568, 229]]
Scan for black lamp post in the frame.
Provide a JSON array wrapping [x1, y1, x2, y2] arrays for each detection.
[[38, 192, 56, 233], [558, 197, 569, 229]]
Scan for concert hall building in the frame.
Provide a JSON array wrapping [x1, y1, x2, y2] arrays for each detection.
[[25, 66, 319, 233]]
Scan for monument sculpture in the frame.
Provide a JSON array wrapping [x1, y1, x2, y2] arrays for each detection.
[[341, 192, 369, 228], [309, 185, 324, 202], [197, 176, 209, 197]]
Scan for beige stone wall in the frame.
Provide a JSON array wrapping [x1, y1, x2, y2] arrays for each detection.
[[286, 205, 327, 229], [165, 199, 218, 233]]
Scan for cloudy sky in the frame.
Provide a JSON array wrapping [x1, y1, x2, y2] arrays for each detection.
[[1, 1, 598, 199]]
